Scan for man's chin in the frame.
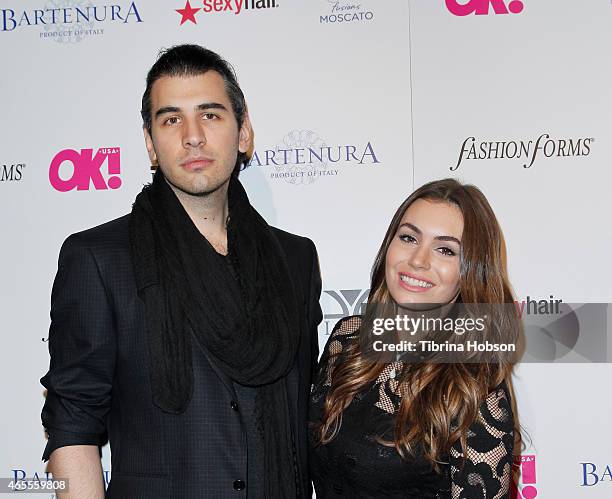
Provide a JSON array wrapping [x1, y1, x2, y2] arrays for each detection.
[[165, 176, 226, 197]]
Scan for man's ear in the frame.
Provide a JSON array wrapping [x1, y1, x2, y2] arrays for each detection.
[[238, 111, 253, 155], [143, 127, 158, 168]]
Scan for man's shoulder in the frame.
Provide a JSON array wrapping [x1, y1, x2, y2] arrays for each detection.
[[269, 226, 316, 260], [62, 214, 131, 254]]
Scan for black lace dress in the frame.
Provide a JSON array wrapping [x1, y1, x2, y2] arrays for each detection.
[[309, 316, 514, 499]]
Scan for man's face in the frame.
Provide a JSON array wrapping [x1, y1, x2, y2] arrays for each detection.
[[144, 71, 252, 196]]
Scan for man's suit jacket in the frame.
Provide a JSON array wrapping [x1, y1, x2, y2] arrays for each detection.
[[41, 214, 322, 498]]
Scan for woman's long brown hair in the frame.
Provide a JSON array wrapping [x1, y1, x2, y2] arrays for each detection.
[[317, 178, 522, 469]]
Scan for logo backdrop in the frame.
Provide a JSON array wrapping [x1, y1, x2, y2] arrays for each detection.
[[1, 0, 611, 497]]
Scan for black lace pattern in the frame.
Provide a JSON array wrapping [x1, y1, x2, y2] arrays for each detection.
[[309, 316, 514, 499]]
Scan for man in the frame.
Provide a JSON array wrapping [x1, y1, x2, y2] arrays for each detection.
[[41, 44, 322, 498]]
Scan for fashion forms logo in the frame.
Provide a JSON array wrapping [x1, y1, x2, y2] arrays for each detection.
[[49, 147, 121, 191], [1, 163, 25, 182], [451, 134, 593, 170], [446, 0, 524, 16]]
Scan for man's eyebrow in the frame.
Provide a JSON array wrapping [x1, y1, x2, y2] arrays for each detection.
[[399, 223, 461, 244], [155, 106, 181, 119], [196, 102, 228, 111], [154, 102, 229, 119]]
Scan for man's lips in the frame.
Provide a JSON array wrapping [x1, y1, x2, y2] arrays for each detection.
[[398, 272, 435, 293], [181, 157, 214, 170]]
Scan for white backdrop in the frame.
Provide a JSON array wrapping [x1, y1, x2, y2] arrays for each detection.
[[1, 0, 611, 497]]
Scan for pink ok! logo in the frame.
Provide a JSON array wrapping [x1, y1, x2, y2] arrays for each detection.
[[446, 0, 524, 16], [49, 147, 122, 192], [511, 455, 538, 499]]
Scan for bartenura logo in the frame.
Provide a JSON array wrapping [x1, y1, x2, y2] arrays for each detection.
[[446, 0, 524, 16], [175, 0, 278, 25], [451, 134, 594, 171], [49, 147, 121, 192], [581, 462, 612, 487], [322, 288, 369, 335], [319, 0, 374, 24], [248, 130, 380, 185], [511, 455, 537, 499], [1, 163, 25, 182], [1, 1, 143, 43], [10, 468, 112, 494]]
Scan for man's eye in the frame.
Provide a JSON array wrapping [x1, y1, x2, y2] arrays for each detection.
[[399, 234, 417, 244], [438, 247, 456, 256], [165, 116, 180, 125], [203, 113, 218, 120]]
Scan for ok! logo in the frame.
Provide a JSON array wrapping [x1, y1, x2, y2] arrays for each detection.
[[446, 0, 524, 16], [49, 147, 122, 192], [511, 455, 538, 499]]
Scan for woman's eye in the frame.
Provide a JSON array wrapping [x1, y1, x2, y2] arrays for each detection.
[[399, 234, 417, 244], [438, 247, 456, 256]]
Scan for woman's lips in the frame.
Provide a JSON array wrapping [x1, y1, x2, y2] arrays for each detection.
[[397, 272, 435, 293]]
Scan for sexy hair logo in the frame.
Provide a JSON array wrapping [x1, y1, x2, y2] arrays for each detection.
[[175, 0, 279, 25], [511, 455, 537, 499], [49, 147, 121, 191], [446, 0, 524, 16]]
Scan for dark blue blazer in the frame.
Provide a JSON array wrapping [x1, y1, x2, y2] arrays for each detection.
[[41, 214, 322, 498]]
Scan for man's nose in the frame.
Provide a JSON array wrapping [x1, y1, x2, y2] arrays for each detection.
[[182, 117, 206, 148]]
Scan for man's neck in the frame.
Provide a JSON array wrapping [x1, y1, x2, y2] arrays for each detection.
[[167, 180, 230, 254]]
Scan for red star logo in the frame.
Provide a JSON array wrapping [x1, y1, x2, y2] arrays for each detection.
[[176, 0, 200, 25]]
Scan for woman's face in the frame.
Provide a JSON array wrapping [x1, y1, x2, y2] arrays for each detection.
[[385, 198, 463, 308]]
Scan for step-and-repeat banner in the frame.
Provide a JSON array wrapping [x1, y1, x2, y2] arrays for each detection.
[[1, 0, 611, 497]]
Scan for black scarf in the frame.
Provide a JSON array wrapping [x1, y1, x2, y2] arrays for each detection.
[[129, 170, 301, 498]]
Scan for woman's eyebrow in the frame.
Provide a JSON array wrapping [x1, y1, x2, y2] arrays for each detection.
[[399, 223, 460, 244]]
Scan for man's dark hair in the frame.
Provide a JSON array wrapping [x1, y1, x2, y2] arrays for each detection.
[[141, 44, 249, 173]]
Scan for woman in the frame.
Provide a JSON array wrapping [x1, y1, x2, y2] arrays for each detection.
[[309, 179, 521, 498]]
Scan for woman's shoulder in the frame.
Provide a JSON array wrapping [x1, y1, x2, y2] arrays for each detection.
[[330, 314, 363, 337], [318, 315, 363, 364]]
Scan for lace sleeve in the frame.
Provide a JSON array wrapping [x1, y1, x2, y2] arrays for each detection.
[[311, 315, 362, 398], [449, 384, 515, 499]]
